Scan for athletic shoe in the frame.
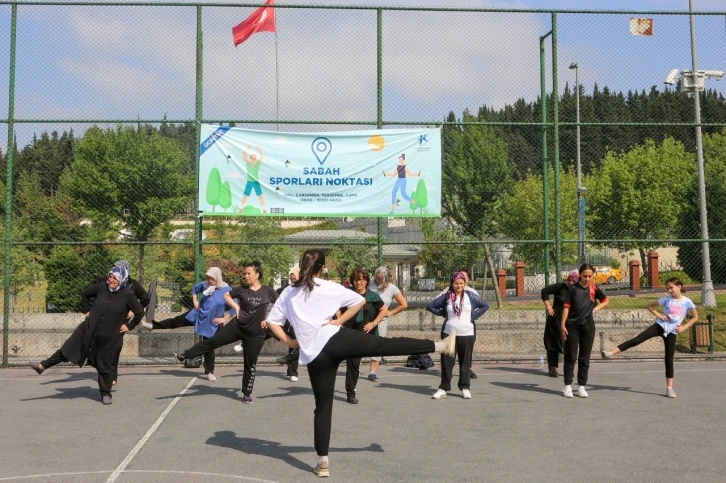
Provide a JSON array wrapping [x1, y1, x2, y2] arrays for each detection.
[[367, 373, 379, 382], [101, 396, 112, 405], [141, 321, 153, 330], [576, 386, 589, 398], [440, 330, 457, 357], [346, 394, 358, 404], [233, 344, 243, 353], [29, 361, 44, 375], [548, 367, 559, 378], [601, 350, 612, 360], [563, 385, 573, 398], [242, 395, 252, 404], [314, 461, 330, 477], [666, 388, 677, 398], [432, 389, 447, 399], [290, 376, 299, 382], [462, 389, 472, 399], [470, 371, 478, 379], [207, 373, 216, 382], [173, 352, 186, 362]]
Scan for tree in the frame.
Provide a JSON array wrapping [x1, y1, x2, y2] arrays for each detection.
[[677, 129, 726, 283], [588, 137, 696, 271], [497, 167, 582, 268], [45, 245, 116, 312], [417, 227, 484, 284], [329, 238, 376, 282], [60, 125, 194, 282], [219, 181, 232, 212]]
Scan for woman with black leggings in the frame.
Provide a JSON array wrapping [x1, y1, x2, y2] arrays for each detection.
[[175, 261, 277, 404], [266, 249, 456, 478]]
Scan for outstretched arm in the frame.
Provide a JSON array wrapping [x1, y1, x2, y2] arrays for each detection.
[[256, 145, 264, 163], [405, 166, 421, 177]]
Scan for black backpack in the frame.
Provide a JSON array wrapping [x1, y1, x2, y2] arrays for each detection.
[[405, 354, 435, 370]]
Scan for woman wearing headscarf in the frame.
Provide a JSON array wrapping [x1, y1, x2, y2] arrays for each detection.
[[29, 267, 144, 405], [367, 266, 408, 382], [540, 271, 579, 378], [426, 271, 490, 400], [142, 267, 233, 382]]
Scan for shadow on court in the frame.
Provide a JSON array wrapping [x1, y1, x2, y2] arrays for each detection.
[[20, 385, 101, 402], [205, 430, 384, 472]]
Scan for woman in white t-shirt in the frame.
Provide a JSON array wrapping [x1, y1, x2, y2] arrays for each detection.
[[426, 271, 490, 400], [367, 266, 408, 382], [267, 249, 456, 478], [601, 277, 698, 398]]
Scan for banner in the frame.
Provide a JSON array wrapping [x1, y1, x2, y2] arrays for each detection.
[[198, 125, 441, 217]]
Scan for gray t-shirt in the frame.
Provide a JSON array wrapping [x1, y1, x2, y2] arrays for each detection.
[[371, 283, 401, 322]]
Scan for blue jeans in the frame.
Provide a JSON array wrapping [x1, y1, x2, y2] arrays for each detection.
[[391, 178, 410, 205]]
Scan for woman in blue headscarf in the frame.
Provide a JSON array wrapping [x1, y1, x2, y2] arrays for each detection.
[[29, 267, 144, 405]]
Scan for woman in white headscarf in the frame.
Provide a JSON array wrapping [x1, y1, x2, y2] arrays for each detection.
[[29, 267, 144, 405], [142, 267, 234, 382]]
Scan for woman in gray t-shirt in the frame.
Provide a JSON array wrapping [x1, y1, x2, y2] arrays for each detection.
[[367, 267, 408, 382]]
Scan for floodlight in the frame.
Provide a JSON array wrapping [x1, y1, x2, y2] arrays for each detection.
[[664, 69, 679, 85]]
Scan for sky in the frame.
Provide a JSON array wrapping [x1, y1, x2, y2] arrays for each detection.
[[1, 0, 725, 150]]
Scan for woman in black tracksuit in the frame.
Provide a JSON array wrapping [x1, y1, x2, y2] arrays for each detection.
[[175, 261, 277, 404], [266, 249, 457, 478], [540, 270, 579, 378]]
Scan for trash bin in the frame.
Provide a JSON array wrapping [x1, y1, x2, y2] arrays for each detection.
[[689, 314, 714, 354]]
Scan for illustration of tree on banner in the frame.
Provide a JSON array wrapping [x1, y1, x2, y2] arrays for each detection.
[[219, 181, 232, 212], [410, 179, 429, 214], [206, 168, 223, 212]]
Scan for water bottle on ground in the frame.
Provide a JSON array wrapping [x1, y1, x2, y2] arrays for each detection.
[[538, 354, 545, 369]]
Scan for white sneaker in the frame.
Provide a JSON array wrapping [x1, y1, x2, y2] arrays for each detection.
[[462, 389, 472, 399], [576, 386, 588, 398], [290, 376, 299, 382], [563, 385, 573, 398], [233, 344, 243, 353], [141, 321, 153, 330], [432, 389, 447, 399], [666, 388, 677, 398], [207, 373, 216, 382], [600, 350, 612, 360]]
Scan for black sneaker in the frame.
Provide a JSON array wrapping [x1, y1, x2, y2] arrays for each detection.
[[173, 352, 186, 362], [29, 361, 45, 375], [347, 394, 359, 404], [470, 370, 478, 379], [548, 367, 559, 378]]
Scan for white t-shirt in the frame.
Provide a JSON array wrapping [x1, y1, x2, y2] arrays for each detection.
[[443, 294, 475, 336], [267, 278, 365, 365], [657, 295, 696, 335], [371, 283, 401, 323]]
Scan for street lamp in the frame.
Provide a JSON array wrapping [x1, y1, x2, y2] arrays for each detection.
[[569, 62, 586, 263], [661, 0, 720, 307]]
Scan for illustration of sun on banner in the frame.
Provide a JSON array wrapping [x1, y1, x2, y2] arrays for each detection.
[[198, 125, 442, 217]]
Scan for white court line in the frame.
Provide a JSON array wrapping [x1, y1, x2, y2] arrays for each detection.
[[106, 377, 197, 483], [0, 470, 278, 482]]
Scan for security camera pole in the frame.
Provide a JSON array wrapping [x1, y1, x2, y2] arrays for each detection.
[[689, 0, 716, 307]]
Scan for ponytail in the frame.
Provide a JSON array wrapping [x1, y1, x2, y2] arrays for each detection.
[[294, 249, 325, 291]]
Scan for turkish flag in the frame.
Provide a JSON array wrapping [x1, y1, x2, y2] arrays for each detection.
[[233, 0, 276, 47]]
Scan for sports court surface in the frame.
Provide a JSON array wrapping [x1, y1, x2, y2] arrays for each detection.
[[2, 360, 725, 482]]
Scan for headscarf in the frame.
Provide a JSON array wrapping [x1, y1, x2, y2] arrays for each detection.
[[114, 260, 131, 272], [567, 270, 579, 283], [108, 266, 129, 292], [448, 271, 467, 317], [202, 267, 229, 296]]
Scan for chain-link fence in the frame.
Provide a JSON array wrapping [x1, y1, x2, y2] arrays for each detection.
[[2, 3, 726, 366]]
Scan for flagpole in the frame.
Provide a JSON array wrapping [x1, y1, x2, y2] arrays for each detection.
[[274, 6, 280, 132]]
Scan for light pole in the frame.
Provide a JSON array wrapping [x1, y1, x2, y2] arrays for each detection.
[[569, 62, 586, 263]]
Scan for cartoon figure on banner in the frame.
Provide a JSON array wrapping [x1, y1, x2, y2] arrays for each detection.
[[383, 153, 421, 215], [239, 145, 266, 214]]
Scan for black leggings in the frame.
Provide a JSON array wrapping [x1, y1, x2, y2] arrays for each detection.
[[439, 331, 475, 391], [618, 323, 677, 378], [41, 349, 115, 398], [307, 327, 434, 456], [563, 319, 596, 386], [155, 312, 216, 374], [184, 321, 265, 396]]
